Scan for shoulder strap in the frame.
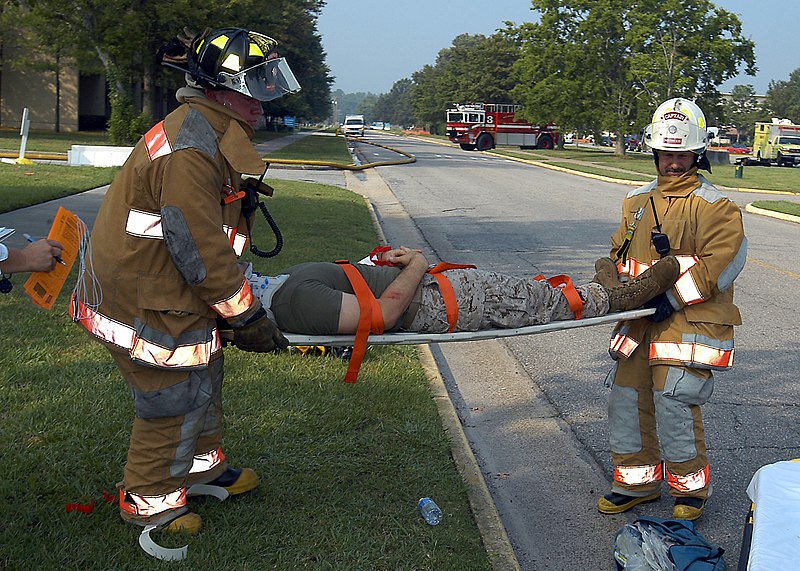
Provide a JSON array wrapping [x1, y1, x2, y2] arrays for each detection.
[[533, 273, 585, 320], [335, 261, 385, 383], [427, 262, 476, 333]]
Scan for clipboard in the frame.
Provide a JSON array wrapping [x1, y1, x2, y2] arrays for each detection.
[[23, 207, 85, 310]]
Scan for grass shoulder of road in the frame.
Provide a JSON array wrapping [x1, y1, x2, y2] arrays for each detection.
[[262, 132, 353, 164], [490, 146, 800, 193], [0, 130, 351, 214], [0, 179, 492, 570]]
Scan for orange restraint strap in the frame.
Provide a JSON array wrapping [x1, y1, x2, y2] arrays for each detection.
[[336, 261, 385, 383], [427, 262, 476, 333], [533, 273, 585, 320]]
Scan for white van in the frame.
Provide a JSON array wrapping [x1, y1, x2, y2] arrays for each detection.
[[342, 115, 365, 137]]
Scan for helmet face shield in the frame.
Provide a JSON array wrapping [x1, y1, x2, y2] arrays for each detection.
[[218, 58, 301, 102]]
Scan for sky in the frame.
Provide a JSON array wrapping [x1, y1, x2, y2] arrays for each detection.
[[316, 0, 795, 96]]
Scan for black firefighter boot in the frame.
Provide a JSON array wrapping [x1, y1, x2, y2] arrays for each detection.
[[604, 256, 680, 312]]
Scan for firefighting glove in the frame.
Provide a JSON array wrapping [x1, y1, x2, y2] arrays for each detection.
[[644, 293, 675, 323], [231, 307, 289, 353]]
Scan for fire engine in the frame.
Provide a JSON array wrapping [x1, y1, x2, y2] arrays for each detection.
[[445, 103, 560, 151], [746, 120, 800, 166]]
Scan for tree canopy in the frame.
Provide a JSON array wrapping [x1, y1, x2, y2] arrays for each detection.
[[765, 68, 800, 124], [410, 30, 521, 132], [1, 0, 333, 141], [509, 0, 756, 152]]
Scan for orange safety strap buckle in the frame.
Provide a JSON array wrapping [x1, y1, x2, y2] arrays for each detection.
[[223, 190, 247, 204], [427, 262, 476, 333], [534, 273, 585, 320], [335, 260, 385, 383]]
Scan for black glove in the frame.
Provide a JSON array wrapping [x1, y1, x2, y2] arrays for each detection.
[[644, 293, 675, 323], [231, 307, 289, 352]]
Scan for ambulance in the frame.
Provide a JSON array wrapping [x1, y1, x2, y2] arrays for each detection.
[[747, 120, 800, 166]]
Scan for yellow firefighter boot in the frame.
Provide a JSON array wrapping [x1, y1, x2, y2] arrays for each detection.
[[605, 256, 680, 312], [120, 502, 203, 534], [673, 497, 706, 521], [598, 491, 661, 514], [207, 466, 259, 496]]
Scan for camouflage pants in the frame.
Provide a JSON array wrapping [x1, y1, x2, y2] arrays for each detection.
[[406, 269, 608, 333]]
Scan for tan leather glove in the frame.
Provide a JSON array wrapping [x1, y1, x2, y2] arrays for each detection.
[[231, 307, 289, 353]]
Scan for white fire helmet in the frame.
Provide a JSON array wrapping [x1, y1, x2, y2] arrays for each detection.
[[643, 98, 709, 154]]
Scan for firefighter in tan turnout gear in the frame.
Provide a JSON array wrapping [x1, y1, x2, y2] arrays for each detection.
[[595, 98, 747, 521], [71, 27, 300, 533]]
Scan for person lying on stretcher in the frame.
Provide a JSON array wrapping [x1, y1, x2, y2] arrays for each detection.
[[236, 247, 681, 340]]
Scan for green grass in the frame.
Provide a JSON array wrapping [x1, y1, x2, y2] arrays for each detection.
[[0, 179, 491, 570], [265, 134, 353, 164], [0, 162, 118, 213], [491, 146, 800, 193], [752, 199, 800, 217], [0, 129, 112, 153]]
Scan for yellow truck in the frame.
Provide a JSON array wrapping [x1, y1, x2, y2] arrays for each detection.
[[747, 120, 800, 166]]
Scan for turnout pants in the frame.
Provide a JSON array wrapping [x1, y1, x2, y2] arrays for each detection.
[[608, 326, 713, 499], [110, 349, 228, 499]]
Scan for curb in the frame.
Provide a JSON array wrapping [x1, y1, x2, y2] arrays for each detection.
[[355, 169, 521, 571], [418, 345, 522, 571], [745, 203, 800, 224]]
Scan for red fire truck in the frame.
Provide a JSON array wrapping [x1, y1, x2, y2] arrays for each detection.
[[445, 103, 560, 151]]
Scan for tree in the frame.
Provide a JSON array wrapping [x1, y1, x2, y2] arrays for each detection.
[[723, 84, 762, 142], [765, 68, 800, 124], [511, 0, 756, 155], [2, 0, 332, 139], [373, 78, 415, 128], [411, 31, 521, 133]]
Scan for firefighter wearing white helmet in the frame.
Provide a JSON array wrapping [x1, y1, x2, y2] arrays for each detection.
[[595, 97, 747, 522], [71, 27, 300, 544], [643, 97, 713, 171]]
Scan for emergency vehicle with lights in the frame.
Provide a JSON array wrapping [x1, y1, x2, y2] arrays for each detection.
[[445, 103, 560, 151], [747, 120, 800, 166]]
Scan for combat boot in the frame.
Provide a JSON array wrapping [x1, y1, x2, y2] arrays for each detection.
[[606, 256, 680, 312], [592, 257, 620, 289]]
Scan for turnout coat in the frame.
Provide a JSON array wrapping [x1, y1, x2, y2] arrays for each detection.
[[72, 92, 266, 369], [608, 172, 747, 369]]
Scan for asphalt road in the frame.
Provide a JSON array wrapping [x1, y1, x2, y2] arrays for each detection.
[[349, 132, 800, 570]]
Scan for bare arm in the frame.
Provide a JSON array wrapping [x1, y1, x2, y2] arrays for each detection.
[[337, 247, 429, 333], [0, 239, 64, 274]]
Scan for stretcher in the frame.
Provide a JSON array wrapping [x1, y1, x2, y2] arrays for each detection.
[[282, 307, 656, 346], [737, 459, 800, 571]]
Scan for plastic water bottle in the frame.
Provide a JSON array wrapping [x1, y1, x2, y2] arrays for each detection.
[[417, 497, 442, 525]]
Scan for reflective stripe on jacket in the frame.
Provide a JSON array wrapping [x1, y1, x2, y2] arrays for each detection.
[[74, 94, 266, 369], [608, 173, 746, 370]]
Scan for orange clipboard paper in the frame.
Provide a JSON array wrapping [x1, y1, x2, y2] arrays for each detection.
[[23, 207, 84, 310]]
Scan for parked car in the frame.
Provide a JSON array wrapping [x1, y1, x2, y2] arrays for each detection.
[[726, 142, 751, 155]]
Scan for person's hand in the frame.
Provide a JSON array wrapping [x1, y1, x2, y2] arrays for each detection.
[[380, 246, 426, 267], [644, 293, 675, 322], [232, 308, 289, 352], [21, 239, 64, 272]]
